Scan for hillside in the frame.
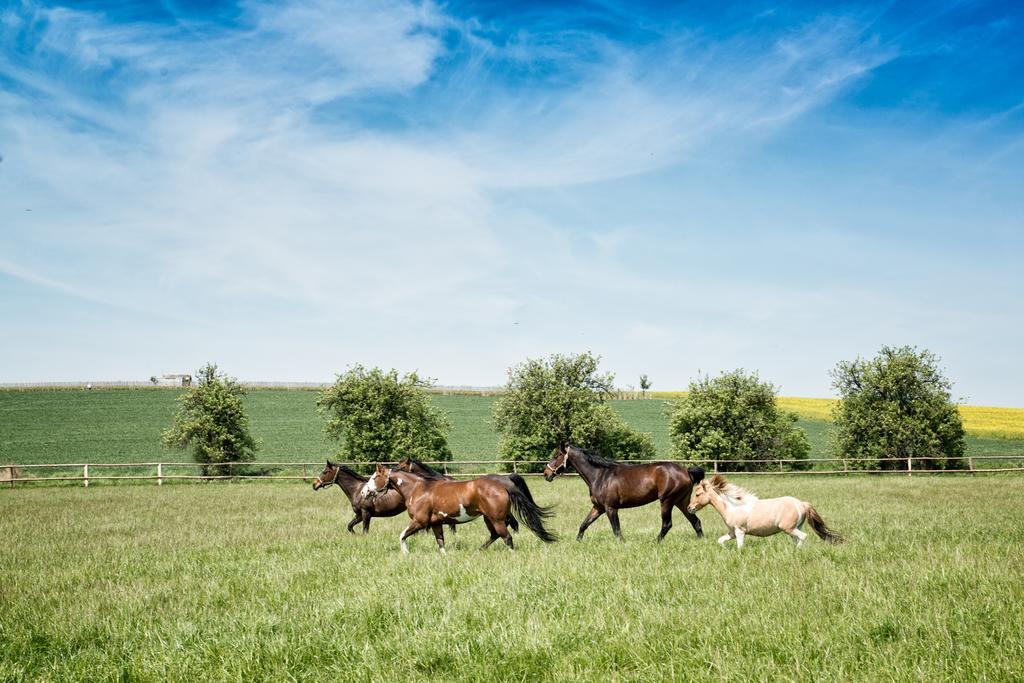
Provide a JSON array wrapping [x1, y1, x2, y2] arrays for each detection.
[[1, 389, 1021, 465]]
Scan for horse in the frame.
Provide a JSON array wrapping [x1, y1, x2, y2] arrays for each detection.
[[363, 464, 558, 554], [543, 443, 705, 542], [393, 457, 523, 532], [686, 474, 844, 548], [312, 460, 453, 535]]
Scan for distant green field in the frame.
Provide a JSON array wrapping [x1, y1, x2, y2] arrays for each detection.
[[2, 476, 1023, 680], [0, 390, 1020, 466]]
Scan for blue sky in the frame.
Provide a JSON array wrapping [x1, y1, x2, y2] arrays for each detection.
[[1, 0, 1022, 405]]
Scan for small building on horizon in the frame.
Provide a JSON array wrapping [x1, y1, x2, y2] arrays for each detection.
[[156, 374, 192, 387]]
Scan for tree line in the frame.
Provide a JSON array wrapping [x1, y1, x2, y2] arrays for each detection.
[[163, 346, 966, 474]]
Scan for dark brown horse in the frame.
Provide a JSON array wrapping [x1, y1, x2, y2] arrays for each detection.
[[364, 464, 558, 554], [312, 460, 443, 534], [393, 457, 524, 532], [543, 444, 705, 542]]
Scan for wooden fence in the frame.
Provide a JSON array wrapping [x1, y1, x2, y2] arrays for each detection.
[[2, 454, 1023, 487]]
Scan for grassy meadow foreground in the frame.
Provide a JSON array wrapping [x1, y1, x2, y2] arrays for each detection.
[[2, 476, 1023, 681]]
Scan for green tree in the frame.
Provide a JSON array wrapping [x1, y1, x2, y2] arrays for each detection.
[[831, 346, 965, 471], [316, 365, 452, 466], [639, 374, 651, 398], [668, 370, 810, 471], [161, 363, 258, 476], [492, 352, 655, 471]]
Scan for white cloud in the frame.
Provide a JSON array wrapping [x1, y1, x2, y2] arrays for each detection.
[[8, 1, 1016, 404]]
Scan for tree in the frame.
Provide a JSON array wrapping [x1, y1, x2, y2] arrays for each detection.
[[492, 352, 656, 471], [316, 365, 452, 466], [668, 370, 810, 471], [639, 374, 651, 398], [831, 346, 965, 471], [162, 363, 258, 476]]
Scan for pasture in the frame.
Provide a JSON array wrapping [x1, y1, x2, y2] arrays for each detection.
[[2, 389, 1022, 466], [2, 476, 1023, 681]]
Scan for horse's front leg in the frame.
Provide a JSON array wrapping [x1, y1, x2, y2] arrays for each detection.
[[678, 502, 703, 538], [346, 512, 361, 533], [717, 529, 735, 546], [399, 520, 426, 555], [734, 528, 746, 549], [577, 505, 605, 541]]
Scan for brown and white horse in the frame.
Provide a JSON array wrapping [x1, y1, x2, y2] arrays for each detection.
[[393, 457, 522, 532], [687, 474, 843, 548], [363, 464, 558, 554], [543, 444, 705, 542]]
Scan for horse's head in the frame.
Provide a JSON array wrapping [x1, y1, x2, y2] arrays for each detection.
[[393, 457, 414, 473], [543, 443, 572, 482], [312, 460, 340, 491], [361, 463, 392, 499], [687, 480, 712, 513]]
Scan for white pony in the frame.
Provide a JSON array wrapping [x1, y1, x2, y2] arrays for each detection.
[[687, 474, 843, 548]]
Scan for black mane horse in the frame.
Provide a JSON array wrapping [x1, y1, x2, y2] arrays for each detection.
[[543, 444, 705, 542], [313, 461, 414, 534]]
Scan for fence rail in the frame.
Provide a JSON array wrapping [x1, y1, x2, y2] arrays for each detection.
[[3, 454, 1024, 488]]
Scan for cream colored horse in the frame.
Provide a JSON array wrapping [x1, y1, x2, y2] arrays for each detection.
[[687, 475, 843, 548]]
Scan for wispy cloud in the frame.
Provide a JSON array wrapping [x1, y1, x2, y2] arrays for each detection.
[[1, 1, 1021, 403]]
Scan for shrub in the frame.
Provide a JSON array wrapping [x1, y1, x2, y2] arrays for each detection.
[[316, 366, 452, 466], [161, 364, 258, 476], [492, 352, 655, 471], [668, 370, 810, 471], [831, 346, 965, 470]]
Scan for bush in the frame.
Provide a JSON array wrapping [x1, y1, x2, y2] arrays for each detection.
[[316, 366, 452, 466], [492, 352, 655, 471], [161, 364, 258, 476], [831, 346, 965, 471], [668, 370, 810, 471]]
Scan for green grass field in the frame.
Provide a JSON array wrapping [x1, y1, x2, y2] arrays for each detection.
[[2, 476, 1023, 681], [1, 390, 1021, 467]]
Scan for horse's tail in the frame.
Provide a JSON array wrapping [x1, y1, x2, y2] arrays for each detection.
[[687, 466, 705, 485], [507, 477, 558, 543], [501, 474, 537, 533], [805, 504, 843, 544], [507, 473, 537, 504]]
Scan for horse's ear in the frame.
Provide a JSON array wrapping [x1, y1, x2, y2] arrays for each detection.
[[558, 442, 568, 453], [326, 459, 334, 467]]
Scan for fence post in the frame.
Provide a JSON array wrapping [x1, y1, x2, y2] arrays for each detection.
[[83, 464, 89, 488], [713, 460, 718, 474], [157, 463, 163, 486], [968, 457, 974, 475], [907, 457, 912, 477], [512, 461, 518, 474], [778, 459, 784, 473]]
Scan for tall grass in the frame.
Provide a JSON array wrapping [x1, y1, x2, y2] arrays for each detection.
[[2, 476, 1022, 680]]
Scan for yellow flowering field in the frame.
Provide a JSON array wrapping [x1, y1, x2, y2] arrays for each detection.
[[652, 392, 1024, 439]]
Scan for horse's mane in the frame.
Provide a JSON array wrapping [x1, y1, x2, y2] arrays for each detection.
[[569, 446, 621, 469], [330, 463, 367, 482], [709, 474, 759, 503], [401, 458, 448, 480]]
